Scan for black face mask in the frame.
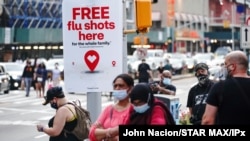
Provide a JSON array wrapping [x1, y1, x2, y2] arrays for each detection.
[[50, 102, 58, 109], [197, 74, 209, 86]]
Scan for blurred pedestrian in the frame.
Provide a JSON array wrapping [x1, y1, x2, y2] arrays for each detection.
[[127, 83, 175, 125], [51, 62, 61, 87], [22, 58, 37, 97], [163, 59, 173, 73], [35, 62, 47, 98], [186, 63, 214, 125], [137, 59, 152, 83], [156, 61, 164, 78], [89, 73, 134, 141], [213, 63, 227, 82], [150, 70, 176, 95], [202, 51, 250, 125], [36, 87, 79, 140]]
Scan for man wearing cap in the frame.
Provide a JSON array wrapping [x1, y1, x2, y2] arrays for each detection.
[[186, 63, 215, 125], [36, 87, 80, 141]]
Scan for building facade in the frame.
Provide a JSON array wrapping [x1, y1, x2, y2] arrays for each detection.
[[0, 0, 249, 61]]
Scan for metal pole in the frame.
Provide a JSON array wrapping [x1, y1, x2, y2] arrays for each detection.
[[123, 0, 128, 73], [231, 4, 235, 51], [244, 0, 247, 53], [172, 27, 175, 53], [201, 0, 205, 53], [244, 0, 249, 73], [87, 92, 102, 122]]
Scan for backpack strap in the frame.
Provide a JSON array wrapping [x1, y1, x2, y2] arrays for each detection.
[[65, 105, 77, 120]]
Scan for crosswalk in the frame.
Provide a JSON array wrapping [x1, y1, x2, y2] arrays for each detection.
[[0, 90, 115, 127], [0, 90, 115, 111]]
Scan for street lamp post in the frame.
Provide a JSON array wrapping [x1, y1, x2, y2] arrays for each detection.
[[231, 3, 235, 51]]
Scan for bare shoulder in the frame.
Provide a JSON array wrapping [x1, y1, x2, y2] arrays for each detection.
[[58, 104, 76, 114]]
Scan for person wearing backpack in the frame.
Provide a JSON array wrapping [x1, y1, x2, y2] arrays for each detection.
[[127, 83, 175, 125], [36, 87, 82, 141]]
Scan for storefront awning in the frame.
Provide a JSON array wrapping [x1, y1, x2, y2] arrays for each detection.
[[175, 37, 201, 42], [204, 17, 209, 23], [180, 13, 188, 21], [198, 15, 204, 23], [187, 14, 193, 21], [193, 15, 200, 23], [175, 13, 181, 21]]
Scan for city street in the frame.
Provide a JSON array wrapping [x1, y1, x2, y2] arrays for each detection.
[[0, 76, 196, 141]]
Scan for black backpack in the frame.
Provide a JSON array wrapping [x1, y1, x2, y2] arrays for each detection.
[[153, 101, 176, 125], [64, 100, 92, 141]]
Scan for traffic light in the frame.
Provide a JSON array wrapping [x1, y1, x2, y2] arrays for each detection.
[[135, 0, 152, 32], [151, 0, 158, 3]]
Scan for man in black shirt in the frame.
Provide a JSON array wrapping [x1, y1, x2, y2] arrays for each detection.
[[186, 63, 214, 125], [137, 59, 152, 83], [202, 51, 250, 125]]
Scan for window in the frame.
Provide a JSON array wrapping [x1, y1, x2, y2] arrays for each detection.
[[151, 21, 161, 29]]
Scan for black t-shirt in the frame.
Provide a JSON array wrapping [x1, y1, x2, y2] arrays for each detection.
[[150, 81, 176, 94], [186, 81, 214, 123], [48, 116, 78, 141], [138, 63, 151, 82], [157, 66, 164, 74], [206, 77, 250, 124]]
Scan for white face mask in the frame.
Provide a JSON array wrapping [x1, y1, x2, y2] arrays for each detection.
[[112, 90, 127, 101]]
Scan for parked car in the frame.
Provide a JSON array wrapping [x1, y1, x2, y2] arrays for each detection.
[[214, 46, 232, 57], [0, 64, 10, 94], [168, 58, 185, 75], [184, 57, 195, 73], [0, 62, 24, 90]]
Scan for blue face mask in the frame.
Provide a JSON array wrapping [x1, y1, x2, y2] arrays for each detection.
[[163, 78, 171, 85], [112, 90, 128, 100], [133, 103, 150, 113]]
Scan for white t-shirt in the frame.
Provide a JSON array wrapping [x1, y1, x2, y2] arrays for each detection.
[[52, 69, 61, 80]]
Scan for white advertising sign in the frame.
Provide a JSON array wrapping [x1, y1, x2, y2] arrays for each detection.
[[62, 0, 123, 93]]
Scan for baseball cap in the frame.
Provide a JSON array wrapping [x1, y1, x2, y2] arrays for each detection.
[[43, 87, 65, 105], [194, 63, 209, 72]]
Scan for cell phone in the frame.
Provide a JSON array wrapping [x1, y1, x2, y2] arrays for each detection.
[[151, 83, 158, 87]]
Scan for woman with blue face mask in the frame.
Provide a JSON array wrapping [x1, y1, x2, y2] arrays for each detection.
[[89, 73, 134, 141], [127, 83, 168, 125]]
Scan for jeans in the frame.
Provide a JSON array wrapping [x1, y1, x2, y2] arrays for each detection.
[[24, 77, 33, 96]]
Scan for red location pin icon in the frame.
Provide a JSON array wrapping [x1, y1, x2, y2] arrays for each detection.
[[84, 50, 100, 72], [112, 61, 116, 67]]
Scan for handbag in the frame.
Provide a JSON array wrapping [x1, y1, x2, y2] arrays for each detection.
[[37, 77, 43, 82]]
